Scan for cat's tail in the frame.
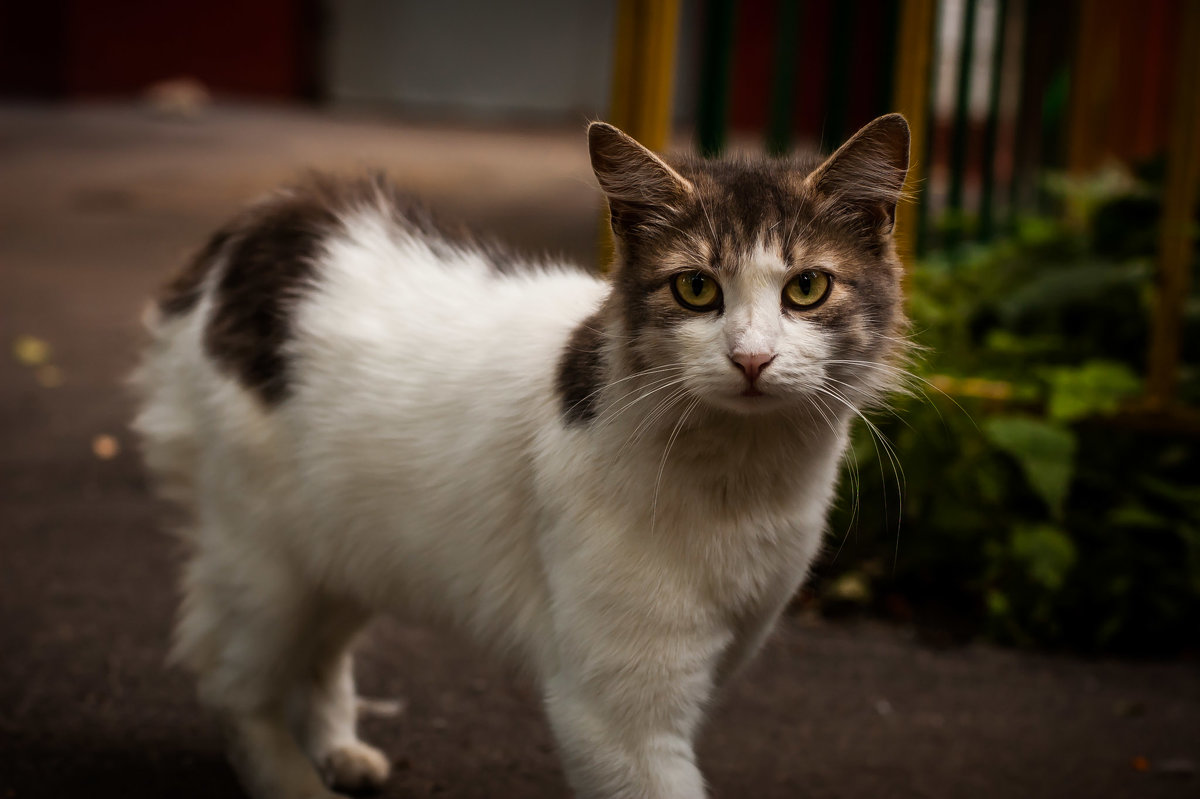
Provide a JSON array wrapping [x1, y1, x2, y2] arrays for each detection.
[[129, 301, 208, 516], [130, 218, 244, 522]]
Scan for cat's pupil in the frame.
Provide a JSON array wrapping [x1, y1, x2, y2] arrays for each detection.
[[798, 273, 812, 295], [690, 273, 705, 296]]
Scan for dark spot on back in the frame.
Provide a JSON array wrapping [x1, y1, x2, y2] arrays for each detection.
[[203, 185, 340, 405], [159, 228, 232, 317], [557, 312, 606, 425], [160, 173, 583, 406]]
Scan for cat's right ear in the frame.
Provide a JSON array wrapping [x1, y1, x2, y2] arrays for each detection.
[[588, 122, 693, 236]]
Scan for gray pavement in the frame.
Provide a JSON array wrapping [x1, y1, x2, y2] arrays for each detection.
[[1, 103, 1197, 799]]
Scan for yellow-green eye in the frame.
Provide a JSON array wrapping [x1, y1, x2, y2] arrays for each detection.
[[671, 271, 722, 311], [783, 270, 832, 309]]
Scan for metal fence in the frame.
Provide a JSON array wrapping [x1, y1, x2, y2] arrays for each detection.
[[609, 0, 1199, 413]]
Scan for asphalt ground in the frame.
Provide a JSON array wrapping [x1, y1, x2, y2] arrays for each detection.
[[1, 104, 1197, 799]]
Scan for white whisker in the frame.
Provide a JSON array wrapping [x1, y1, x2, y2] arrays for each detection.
[[599, 375, 689, 430], [813, 385, 906, 568], [564, 364, 685, 418], [615, 386, 695, 459], [650, 397, 701, 533], [822, 359, 977, 430]]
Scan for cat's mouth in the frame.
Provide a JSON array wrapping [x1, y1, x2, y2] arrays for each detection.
[[718, 386, 786, 415]]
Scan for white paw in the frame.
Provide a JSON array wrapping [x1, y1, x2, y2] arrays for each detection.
[[320, 742, 391, 795]]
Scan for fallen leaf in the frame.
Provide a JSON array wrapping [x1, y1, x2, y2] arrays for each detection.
[[13, 335, 50, 366], [92, 434, 119, 460], [828, 572, 871, 604]]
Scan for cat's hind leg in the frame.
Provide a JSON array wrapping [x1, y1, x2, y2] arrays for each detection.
[[176, 541, 387, 797], [285, 601, 392, 795], [175, 544, 339, 799]]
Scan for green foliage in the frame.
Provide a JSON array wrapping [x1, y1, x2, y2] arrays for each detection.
[[982, 417, 1076, 518], [1007, 524, 1076, 590], [819, 169, 1200, 654], [1043, 361, 1142, 422]]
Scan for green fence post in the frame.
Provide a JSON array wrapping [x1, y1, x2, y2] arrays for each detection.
[[914, 1, 942, 257], [823, 1, 855, 152], [979, 0, 1009, 241], [697, 0, 736, 158], [767, 0, 801, 157], [946, 0, 979, 248], [877, 0, 901, 116]]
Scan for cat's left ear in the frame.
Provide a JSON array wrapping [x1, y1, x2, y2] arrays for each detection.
[[588, 122, 694, 237], [807, 113, 910, 235]]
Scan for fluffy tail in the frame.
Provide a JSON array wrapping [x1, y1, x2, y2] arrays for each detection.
[[129, 302, 205, 513]]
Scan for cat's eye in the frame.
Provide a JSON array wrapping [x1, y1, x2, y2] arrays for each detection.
[[671, 271, 722, 311], [783, 270, 832, 309]]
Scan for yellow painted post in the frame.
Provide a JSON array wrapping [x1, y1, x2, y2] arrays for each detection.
[[890, 0, 937, 268], [1145, 0, 1200, 408], [608, 0, 681, 150], [600, 0, 682, 269]]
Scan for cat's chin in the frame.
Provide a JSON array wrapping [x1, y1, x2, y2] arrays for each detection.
[[706, 391, 789, 416]]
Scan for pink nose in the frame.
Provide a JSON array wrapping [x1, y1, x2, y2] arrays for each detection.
[[730, 352, 776, 383]]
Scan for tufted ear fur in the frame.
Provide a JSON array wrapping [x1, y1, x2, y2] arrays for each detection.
[[588, 122, 693, 238], [807, 113, 911, 235]]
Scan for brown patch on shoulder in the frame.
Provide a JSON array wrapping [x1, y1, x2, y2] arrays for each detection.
[[556, 312, 607, 425]]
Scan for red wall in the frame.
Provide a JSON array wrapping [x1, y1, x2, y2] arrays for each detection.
[[725, 0, 897, 144], [0, 0, 316, 99]]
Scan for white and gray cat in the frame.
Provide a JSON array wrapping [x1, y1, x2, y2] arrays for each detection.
[[133, 113, 911, 799]]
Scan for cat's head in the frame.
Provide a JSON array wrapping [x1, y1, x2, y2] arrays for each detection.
[[589, 115, 911, 418]]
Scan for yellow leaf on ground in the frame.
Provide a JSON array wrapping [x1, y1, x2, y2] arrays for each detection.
[[92, 434, 119, 460], [14, 335, 51, 366]]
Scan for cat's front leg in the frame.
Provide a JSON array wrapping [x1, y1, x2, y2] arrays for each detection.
[[540, 577, 725, 798], [543, 664, 710, 799]]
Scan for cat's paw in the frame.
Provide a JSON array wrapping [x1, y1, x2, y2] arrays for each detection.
[[320, 742, 391, 795]]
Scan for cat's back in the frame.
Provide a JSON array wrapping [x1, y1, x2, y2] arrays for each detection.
[[152, 174, 601, 405], [134, 174, 603, 507]]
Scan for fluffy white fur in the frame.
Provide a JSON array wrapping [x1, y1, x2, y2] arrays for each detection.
[[134, 118, 908, 799]]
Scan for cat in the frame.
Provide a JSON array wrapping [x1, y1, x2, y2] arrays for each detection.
[[132, 113, 910, 799]]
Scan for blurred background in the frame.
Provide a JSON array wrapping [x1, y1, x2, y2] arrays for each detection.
[[1, 1, 1198, 797]]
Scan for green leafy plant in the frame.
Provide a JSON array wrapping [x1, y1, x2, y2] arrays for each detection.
[[982, 416, 1076, 518], [817, 170, 1200, 654]]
